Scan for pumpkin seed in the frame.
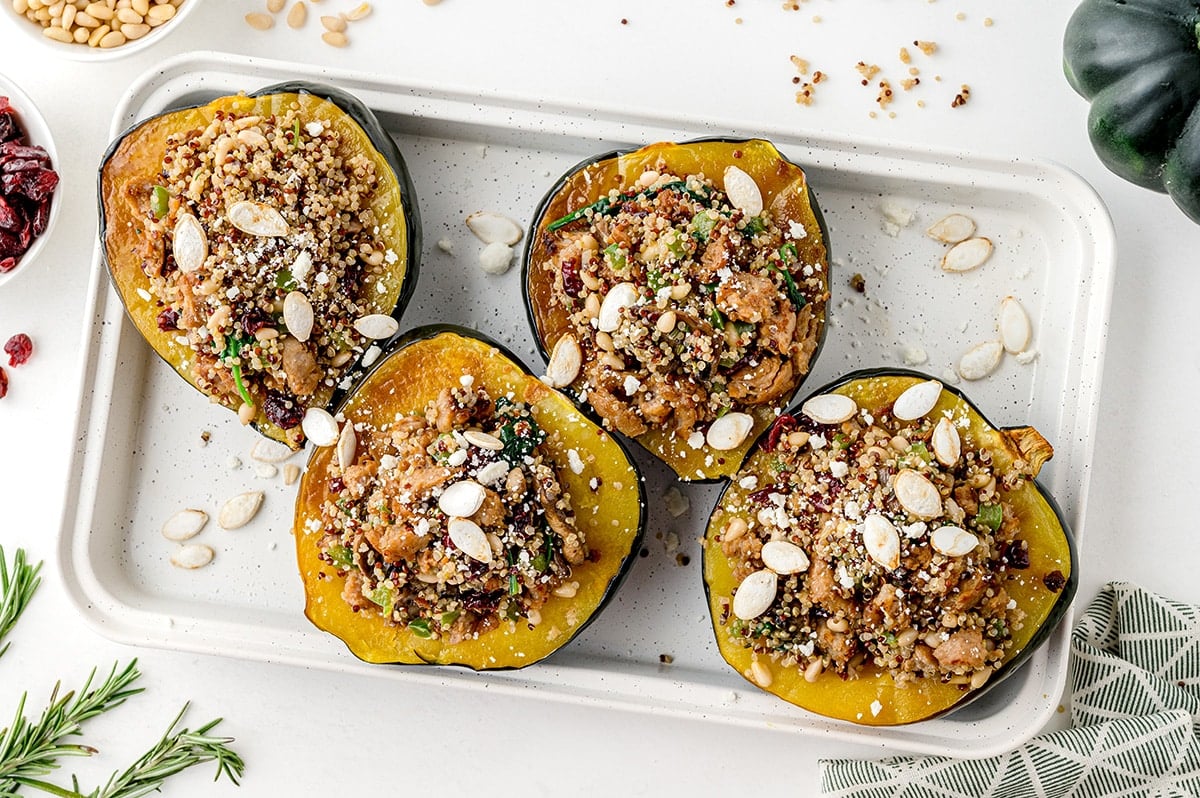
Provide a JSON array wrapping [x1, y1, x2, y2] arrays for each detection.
[[321, 30, 349, 47], [597, 282, 639, 333], [353, 314, 399, 340], [466, 211, 523, 246], [344, 1, 370, 20], [932, 416, 961, 467], [283, 291, 314, 342], [162, 508, 208, 541], [171, 544, 215, 570], [940, 236, 993, 273], [286, 0, 306, 27], [760, 540, 810, 575], [320, 13, 345, 30], [733, 569, 778, 620], [227, 200, 289, 236], [448, 518, 492, 563], [892, 379, 942, 421], [463, 430, 504, 451], [301, 407, 339, 447], [998, 296, 1032, 354], [336, 421, 357, 470], [244, 11, 273, 29], [861, 513, 901, 570], [957, 340, 1004, 381], [218, 491, 264, 530], [544, 332, 582, 387], [801, 393, 857, 425], [930, 525, 979, 557], [172, 214, 207, 274], [926, 213, 975, 244], [723, 165, 763, 217], [438, 480, 486, 518], [706, 412, 754, 451], [893, 469, 943, 519]]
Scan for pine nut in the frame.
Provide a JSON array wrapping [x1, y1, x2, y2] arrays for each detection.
[[130, 0, 147, 13], [343, 1, 369, 19], [896, 627, 920, 648], [114, 6, 137, 21], [803, 658, 824, 682], [285, 0, 305, 27], [237, 402, 256, 425], [84, 2, 111, 17], [553, 581, 579, 599], [121, 21, 148, 37], [145, 2, 171, 20], [60, 2, 75, 26], [580, 270, 601, 291], [826, 616, 849, 633], [750, 660, 772, 688], [72, 25, 88, 40], [266, 0, 284, 10], [583, 292, 601, 319], [42, 24, 73, 40], [87, 22, 108, 44], [319, 13, 343, 30], [13, 0, 30, 14], [656, 310, 677, 333], [723, 516, 748, 541], [594, 331, 613, 351], [970, 667, 992, 690], [321, 30, 347, 46], [74, 10, 98, 25], [600, 352, 625, 371], [669, 282, 691, 300], [98, 27, 124, 45], [526, 608, 542, 627], [244, 11, 272, 28]]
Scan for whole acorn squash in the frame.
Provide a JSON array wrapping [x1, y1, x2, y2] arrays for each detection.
[[1064, 0, 1200, 221], [294, 326, 646, 669], [523, 138, 829, 482], [98, 81, 420, 448], [703, 369, 1076, 725]]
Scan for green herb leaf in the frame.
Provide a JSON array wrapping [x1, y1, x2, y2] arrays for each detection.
[[778, 242, 799, 262], [742, 215, 766, 235], [546, 180, 707, 231], [499, 416, 546, 466], [407, 619, 431, 639], [218, 334, 254, 408], [326, 545, 353, 569], [0, 547, 41, 660], [767, 264, 807, 310], [691, 211, 717, 242], [274, 269, 296, 291], [602, 243, 627, 271]]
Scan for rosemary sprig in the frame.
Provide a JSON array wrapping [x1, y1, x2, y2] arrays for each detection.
[[81, 704, 244, 798], [0, 546, 42, 660], [0, 662, 143, 797]]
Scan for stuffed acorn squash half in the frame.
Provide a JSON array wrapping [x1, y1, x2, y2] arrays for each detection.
[[294, 326, 646, 669], [99, 81, 420, 449], [703, 370, 1076, 725], [523, 138, 829, 482]]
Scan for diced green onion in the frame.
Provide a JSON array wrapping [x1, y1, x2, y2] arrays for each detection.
[[742, 216, 766, 235], [708, 307, 726, 330], [976, 503, 1004, 532], [603, 243, 628, 271], [151, 185, 170, 220], [908, 442, 931, 463], [408, 618, 432, 638], [508, 573, 520, 595], [326, 545, 353, 568], [691, 211, 717, 242]]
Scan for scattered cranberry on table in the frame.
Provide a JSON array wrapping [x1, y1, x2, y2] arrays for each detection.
[[4, 333, 32, 366]]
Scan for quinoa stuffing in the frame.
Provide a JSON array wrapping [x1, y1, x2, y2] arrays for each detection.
[[538, 161, 827, 450], [131, 99, 401, 435], [715, 381, 1057, 692], [315, 380, 589, 641]]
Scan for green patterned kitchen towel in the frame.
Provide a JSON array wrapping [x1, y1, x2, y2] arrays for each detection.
[[820, 583, 1200, 797]]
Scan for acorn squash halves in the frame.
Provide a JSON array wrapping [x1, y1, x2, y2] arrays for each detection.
[[523, 138, 829, 483], [703, 369, 1076, 725], [293, 326, 646, 669], [98, 81, 420, 449]]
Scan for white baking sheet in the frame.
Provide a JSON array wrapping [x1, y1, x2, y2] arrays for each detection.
[[60, 52, 1114, 756]]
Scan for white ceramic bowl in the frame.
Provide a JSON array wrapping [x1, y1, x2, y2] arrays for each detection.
[[1, 0, 201, 62], [0, 72, 62, 289]]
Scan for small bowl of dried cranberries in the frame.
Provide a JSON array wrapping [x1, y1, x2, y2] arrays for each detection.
[[0, 72, 61, 289]]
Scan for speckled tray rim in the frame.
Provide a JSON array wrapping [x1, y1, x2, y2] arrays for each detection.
[[58, 51, 1115, 757]]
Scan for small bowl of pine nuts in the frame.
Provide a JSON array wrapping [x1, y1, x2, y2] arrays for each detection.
[[4, 0, 199, 59]]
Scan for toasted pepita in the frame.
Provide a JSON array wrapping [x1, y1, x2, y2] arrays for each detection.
[[283, 291, 314, 342], [544, 332, 582, 387], [598, 282, 639, 333], [161, 508, 208, 541], [999, 296, 1032, 354], [932, 416, 961, 467], [301, 407, 339, 447], [940, 236, 993, 272], [227, 200, 289, 237], [172, 213, 207, 273], [801, 393, 858, 425], [957, 340, 1004, 381], [336, 421, 357, 471], [723, 165, 764, 217], [706, 412, 754, 451], [439, 480, 486, 518], [354, 314, 399, 340], [448, 517, 492, 563], [893, 469, 943, 519], [466, 211, 523, 246], [218, 491, 264, 530], [926, 213, 976, 244], [732, 569, 777, 621], [892, 379, 942, 421], [761, 540, 811, 575], [861, 513, 901, 570], [463, 430, 504, 451], [931, 525, 979, 557], [171, 544, 214, 570]]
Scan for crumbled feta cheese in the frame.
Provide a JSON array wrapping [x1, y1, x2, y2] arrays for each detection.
[[738, 475, 759, 490], [836, 563, 856, 589], [384, 248, 398, 265], [1015, 349, 1039, 365], [437, 238, 454, 254], [460, 374, 475, 388], [315, 271, 330, 285], [903, 522, 928, 539], [664, 487, 690, 518], [870, 700, 883, 717], [623, 374, 642, 396], [136, 287, 152, 302], [414, 518, 430, 537], [829, 461, 849, 478], [843, 499, 862, 520], [305, 121, 324, 136], [479, 241, 514, 275], [447, 449, 468, 467], [788, 220, 808, 240], [567, 448, 585, 475], [809, 433, 827, 449], [687, 431, 705, 449], [902, 345, 928, 366]]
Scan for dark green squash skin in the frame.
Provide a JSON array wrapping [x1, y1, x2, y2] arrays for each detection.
[[521, 137, 830, 484], [97, 80, 421, 446], [703, 368, 1078, 722], [295, 324, 648, 671], [1064, 0, 1200, 220]]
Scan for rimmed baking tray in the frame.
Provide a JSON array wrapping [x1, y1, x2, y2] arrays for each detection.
[[60, 51, 1114, 756]]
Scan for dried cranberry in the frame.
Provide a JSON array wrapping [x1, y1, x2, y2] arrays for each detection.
[[0, 257, 14, 273], [262, 390, 304, 429], [239, 306, 273, 335], [1002, 540, 1031, 570], [765, 414, 797, 452], [561, 256, 583, 297], [4, 333, 31, 366], [156, 308, 180, 331], [0, 366, 7, 398], [1043, 570, 1067, 593], [31, 199, 50, 237], [749, 484, 788, 505], [0, 195, 17, 230], [328, 477, 344, 494]]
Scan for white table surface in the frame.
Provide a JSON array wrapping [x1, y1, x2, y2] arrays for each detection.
[[1, 1, 1197, 794]]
